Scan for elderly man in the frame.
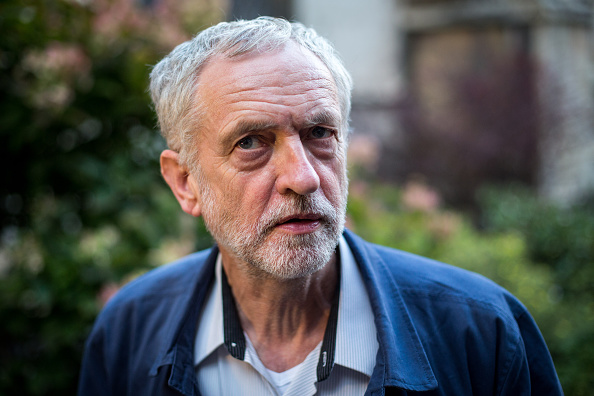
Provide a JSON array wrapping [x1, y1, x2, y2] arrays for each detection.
[[78, 17, 562, 395]]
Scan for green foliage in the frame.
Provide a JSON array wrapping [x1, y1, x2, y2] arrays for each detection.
[[346, 180, 594, 396], [479, 186, 594, 300], [0, 1, 218, 394]]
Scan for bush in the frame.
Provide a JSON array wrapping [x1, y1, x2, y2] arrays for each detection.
[[0, 1, 218, 394]]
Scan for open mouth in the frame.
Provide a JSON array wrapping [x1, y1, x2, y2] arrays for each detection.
[[278, 214, 322, 224], [283, 218, 314, 224], [275, 214, 323, 233]]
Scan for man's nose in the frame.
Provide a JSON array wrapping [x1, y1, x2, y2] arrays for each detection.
[[275, 138, 320, 196]]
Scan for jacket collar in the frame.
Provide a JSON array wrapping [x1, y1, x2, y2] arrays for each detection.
[[343, 230, 438, 393]]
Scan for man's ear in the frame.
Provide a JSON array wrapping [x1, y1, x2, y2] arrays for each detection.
[[160, 150, 202, 217]]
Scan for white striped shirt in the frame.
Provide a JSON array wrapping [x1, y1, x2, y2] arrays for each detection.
[[194, 236, 379, 395]]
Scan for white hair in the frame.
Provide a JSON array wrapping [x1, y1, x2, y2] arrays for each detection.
[[149, 16, 353, 168]]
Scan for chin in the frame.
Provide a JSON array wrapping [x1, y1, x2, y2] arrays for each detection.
[[245, 229, 340, 280]]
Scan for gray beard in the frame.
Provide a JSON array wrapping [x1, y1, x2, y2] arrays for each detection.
[[198, 180, 347, 280]]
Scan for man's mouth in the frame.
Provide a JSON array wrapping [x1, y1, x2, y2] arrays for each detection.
[[275, 214, 323, 233]]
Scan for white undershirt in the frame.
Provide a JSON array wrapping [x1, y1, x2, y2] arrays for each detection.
[[263, 339, 318, 395], [267, 363, 302, 395]]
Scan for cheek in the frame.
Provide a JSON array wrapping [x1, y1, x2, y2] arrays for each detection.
[[230, 171, 276, 211], [320, 160, 348, 200]]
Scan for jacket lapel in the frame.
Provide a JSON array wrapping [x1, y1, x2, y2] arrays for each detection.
[[343, 230, 438, 393], [149, 246, 219, 395]]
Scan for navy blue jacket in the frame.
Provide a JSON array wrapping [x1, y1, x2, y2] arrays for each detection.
[[78, 230, 563, 395]]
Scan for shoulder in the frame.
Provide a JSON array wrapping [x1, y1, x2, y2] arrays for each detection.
[[90, 247, 216, 342], [79, 248, 217, 394], [107, 248, 215, 307], [345, 231, 564, 394], [344, 230, 528, 323]]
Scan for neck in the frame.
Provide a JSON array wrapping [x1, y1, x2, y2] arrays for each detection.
[[220, 250, 338, 372]]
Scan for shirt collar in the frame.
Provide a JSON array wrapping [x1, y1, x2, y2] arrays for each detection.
[[334, 236, 378, 377], [193, 253, 224, 366], [194, 236, 378, 380]]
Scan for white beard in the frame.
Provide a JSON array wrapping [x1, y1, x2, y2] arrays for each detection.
[[197, 173, 347, 280]]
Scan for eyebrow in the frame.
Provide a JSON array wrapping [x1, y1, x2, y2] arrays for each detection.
[[303, 109, 341, 128]]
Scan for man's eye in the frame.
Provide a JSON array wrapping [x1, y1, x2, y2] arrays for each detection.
[[311, 126, 333, 139], [237, 136, 262, 150]]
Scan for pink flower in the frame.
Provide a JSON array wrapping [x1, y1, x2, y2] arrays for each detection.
[[347, 135, 380, 171], [97, 282, 120, 307], [401, 179, 440, 212]]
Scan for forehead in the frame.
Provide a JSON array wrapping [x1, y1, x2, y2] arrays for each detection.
[[194, 42, 341, 130]]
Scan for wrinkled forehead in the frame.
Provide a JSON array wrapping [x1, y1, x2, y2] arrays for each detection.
[[196, 41, 341, 120], [197, 44, 341, 129]]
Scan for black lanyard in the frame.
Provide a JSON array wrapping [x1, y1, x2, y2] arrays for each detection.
[[221, 258, 340, 383]]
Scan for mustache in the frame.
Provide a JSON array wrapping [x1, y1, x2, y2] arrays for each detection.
[[257, 193, 338, 235]]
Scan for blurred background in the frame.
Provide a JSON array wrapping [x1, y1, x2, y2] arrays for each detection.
[[1, 0, 593, 394]]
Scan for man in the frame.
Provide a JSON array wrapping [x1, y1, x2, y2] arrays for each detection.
[[78, 17, 563, 395]]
